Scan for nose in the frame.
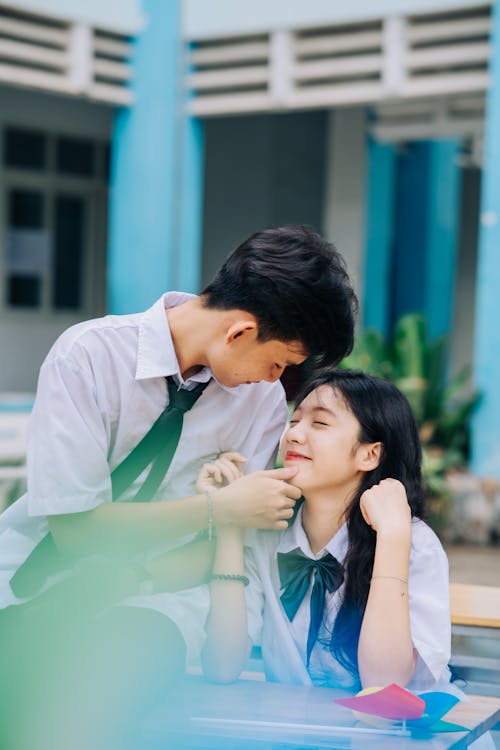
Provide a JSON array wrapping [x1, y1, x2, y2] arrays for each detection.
[[265, 363, 284, 383], [286, 420, 305, 443]]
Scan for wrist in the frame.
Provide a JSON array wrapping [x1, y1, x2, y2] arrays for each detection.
[[218, 523, 244, 540], [210, 486, 232, 526], [376, 524, 411, 544]]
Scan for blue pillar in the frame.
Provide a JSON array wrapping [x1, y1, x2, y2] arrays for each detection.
[[174, 53, 205, 294], [425, 140, 461, 341], [392, 140, 461, 339], [363, 138, 396, 338], [392, 142, 429, 326], [471, 0, 500, 477], [108, 0, 204, 314]]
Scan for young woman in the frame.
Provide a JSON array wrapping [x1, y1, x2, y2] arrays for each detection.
[[199, 369, 452, 692]]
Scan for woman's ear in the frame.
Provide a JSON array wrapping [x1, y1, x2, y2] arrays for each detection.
[[357, 442, 383, 471]]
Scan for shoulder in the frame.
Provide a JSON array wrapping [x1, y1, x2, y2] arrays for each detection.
[[410, 517, 445, 551], [235, 379, 287, 412], [409, 518, 448, 574], [43, 312, 141, 370]]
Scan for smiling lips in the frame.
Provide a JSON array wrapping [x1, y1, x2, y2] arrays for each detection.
[[285, 451, 311, 461]]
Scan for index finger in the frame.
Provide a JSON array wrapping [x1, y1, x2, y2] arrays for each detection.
[[218, 451, 247, 464], [263, 467, 298, 480]]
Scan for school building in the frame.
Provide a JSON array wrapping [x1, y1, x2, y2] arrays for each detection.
[[0, 0, 499, 478]]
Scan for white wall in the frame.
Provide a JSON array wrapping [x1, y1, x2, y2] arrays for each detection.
[[183, 0, 488, 39], [323, 108, 367, 312], [5, 0, 144, 33]]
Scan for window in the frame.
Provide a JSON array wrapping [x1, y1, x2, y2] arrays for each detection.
[[1, 126, 109, 315], [6, 189, 46, 307], [53, 195, 85, 309], [56, 137, 95, 177], [4, 128, 46, 170]]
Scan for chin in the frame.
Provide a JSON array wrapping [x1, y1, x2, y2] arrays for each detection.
[[287, 471, 307, 490]]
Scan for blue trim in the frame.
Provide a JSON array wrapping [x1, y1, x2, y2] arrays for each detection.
[[471, 0, 500, 477], [392, 142, 429, 326], [107, 0, 181, 314], [425, 140, 461, 341], [175, 52, 205, 294], [391, 140, 460, 339], [363, 138, 396, 337]]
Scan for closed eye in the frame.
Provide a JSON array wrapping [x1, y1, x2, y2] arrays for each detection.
[[313, 421, 329, 427]]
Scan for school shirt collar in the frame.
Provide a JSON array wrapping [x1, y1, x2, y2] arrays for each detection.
[[135, 292, 241, 395], [278, 503, 349, 564]]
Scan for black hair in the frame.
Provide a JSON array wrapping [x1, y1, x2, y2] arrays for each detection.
[[201, 226, 358, 367], [294, 369, 425, 686]]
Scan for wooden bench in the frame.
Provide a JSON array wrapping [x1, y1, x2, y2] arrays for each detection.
[[450, 582, 500, 702]]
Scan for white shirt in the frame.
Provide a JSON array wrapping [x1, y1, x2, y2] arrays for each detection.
[[244, 506, 452, 692], [0, 292, 288, 660]]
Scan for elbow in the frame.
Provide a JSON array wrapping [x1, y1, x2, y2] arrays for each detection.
[[359, 652, 417, 690], [204, 668, 241, 685], [201, 649, 245, 684], [202, 659, 242, 685]]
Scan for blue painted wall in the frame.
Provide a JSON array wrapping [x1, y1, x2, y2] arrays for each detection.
[[183, 0, 488, 40], [365, 140, 461, 340], [108, 0, 204, 314], [10, 0, 143, 32], [363, 139, 396, 338], [425, 140, 461, 341], [471, 0, 500, 477]]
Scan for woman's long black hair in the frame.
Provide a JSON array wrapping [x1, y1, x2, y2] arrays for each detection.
[[294, 369, 426, 686]]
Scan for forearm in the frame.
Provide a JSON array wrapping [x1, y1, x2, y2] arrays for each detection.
[[145, 538, 215, 592], [49, 493, 213, 558], [49, 465, 300, 558], [202, 526, 250, 683], [358, 530, 415, 688]]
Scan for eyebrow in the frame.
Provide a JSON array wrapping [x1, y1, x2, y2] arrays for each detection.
[[311, 406, 335, 416], [293, 405, 336, 417]]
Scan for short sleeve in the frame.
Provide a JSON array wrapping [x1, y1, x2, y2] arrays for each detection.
[[408, 521, 451, 688], [244, 530, 265, 646], [243, 386, 288, 473], [27, 349, 112, 516]]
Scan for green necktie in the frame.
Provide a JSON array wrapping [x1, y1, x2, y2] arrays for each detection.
[[10, 376, 209, 598], [111, 376, 209, 503]]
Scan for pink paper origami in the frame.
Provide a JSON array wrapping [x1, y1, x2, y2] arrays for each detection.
[[335, 684, 426, 720]]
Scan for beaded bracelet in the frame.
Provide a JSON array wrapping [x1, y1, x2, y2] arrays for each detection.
[[210, 573, 249, 586]]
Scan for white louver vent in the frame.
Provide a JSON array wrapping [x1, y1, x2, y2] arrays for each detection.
[[186, 3, 492, 117], [291, 20, 384, 108], [91, 28, 134, 105], [405, 5, 491, 97], [0, 4, 133, 105], [188, 33, 272, 116]]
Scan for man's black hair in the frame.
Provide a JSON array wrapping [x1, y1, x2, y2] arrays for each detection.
[[201, 226, 358, 367]]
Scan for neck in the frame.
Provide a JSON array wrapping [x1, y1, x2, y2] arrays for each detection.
[[301, 480, 359, 554], [166, 298, 210, 379]]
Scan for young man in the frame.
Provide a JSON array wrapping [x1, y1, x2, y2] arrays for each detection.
[[0, 225, 357, 749]]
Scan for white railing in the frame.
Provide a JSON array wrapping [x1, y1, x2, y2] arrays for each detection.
[[0, 4, 134, 105], [186, 3, 492, 117]]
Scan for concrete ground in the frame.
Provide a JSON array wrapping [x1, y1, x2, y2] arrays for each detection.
[[445, 544, 500, 586]]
